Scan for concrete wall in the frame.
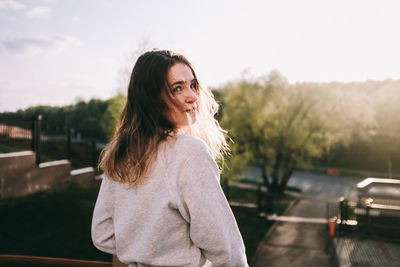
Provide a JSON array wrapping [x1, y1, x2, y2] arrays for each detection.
[[0, 151, 96, 199]]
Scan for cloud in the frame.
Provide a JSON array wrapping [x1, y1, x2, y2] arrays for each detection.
[[1, 35, 84, 56], [26, 6, 51, 18], [0, 0, 26, 9]]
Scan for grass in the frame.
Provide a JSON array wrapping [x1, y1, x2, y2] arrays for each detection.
[[0, 136, 32, 153], [0, 183, 111, 266], [0, 181, 292, 266]]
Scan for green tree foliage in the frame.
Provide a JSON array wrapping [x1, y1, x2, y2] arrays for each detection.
[[0, 99, 109, 141], [66, 99, 108, 140], [317, 80, 400, 174], [219, 71, 374, 194], [101, 94, 126, 139], [0, 105, 67, 134]]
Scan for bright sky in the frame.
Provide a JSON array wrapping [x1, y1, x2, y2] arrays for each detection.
[[1, 0, 399, 112]]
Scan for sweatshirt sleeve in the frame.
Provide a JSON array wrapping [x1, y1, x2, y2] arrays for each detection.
[[91, 176, 116, 254], [176, 144, 248, 267]]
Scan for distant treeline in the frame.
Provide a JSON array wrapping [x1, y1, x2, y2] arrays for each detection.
[[0, 95, 125, 141], [1, 78, 399, 175], [311, 79, 400, 174]]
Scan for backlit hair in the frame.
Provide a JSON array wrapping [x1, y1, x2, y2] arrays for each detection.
[[100, 50, 229, 185]]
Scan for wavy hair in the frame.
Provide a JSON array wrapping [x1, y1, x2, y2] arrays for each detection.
[[100, 50, 229, 185]]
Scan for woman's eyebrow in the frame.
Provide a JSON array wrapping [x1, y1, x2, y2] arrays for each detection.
[[171, 80, 186, 86], [170, 78, 197, 87]]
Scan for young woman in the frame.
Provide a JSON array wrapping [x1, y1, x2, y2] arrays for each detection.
[[91, 50, 248, 267]]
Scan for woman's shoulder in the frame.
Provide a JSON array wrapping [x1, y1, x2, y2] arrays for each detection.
[[177, 134, 208, 148], [164, 134, 211, 158]]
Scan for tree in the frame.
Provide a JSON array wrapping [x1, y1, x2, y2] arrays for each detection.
[[220, 71, 373, 195], [66, 99, 108, 140], [101, 94, 126, 140]]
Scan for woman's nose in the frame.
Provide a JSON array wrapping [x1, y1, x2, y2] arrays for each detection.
[[185, 88, 199, 103]]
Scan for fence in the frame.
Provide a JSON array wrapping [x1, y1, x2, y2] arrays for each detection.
[[0, 115, 103, 170], [223, 182, 285, 216], [327, 197, 400, 239], [0, 120, 32, 152], [0, 254, 112, 266], [328, 197, 400, 266]]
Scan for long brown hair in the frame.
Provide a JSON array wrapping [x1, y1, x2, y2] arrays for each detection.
[[100, 50, 228, 185]]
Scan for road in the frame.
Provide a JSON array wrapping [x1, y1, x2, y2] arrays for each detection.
[[245, 167, 364, 201]]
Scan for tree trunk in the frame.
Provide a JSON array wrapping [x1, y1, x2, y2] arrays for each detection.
[[261, 164, 270, 189], [271, 151, 283, 193], [278, 163, 295, 194]]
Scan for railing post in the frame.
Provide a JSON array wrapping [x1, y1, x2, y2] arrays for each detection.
[[365, 198, 373, 233], [31, 115, 42, 165], [31, 116, 35, 151], [67, 126, 71, 160], [339, 197, 347, 232], [91, 140, 97, 168], [35, 115, 42, 165], [366, 205, 371, 232], [257, 184, 262, 213]]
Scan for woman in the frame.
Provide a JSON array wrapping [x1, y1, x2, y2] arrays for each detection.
[[91, 50, 248, 267]]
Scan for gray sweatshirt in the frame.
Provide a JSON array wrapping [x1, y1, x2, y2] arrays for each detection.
[[91, 135, 248, 267]]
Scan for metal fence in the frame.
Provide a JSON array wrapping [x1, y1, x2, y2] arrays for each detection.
[[0, 120, 33, 152], [327, 198, 400, 240], [327, 197, 400, 266], [0, 115, 103, 170]]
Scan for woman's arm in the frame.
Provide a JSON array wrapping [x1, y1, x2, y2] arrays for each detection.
[[91, 177, 117, 254], [176, 142, 248, 267]]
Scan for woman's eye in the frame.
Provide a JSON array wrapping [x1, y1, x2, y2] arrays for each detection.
[[190, 83, 198, 91], [171, 86, 182, 93]]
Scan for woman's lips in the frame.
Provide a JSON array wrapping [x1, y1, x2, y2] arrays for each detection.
[[184, 107, 196, 113]]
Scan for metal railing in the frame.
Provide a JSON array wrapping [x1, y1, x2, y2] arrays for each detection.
[[328, 197, 400, 238], [0, 115, 103, 169], [0, 120, 32, 152]]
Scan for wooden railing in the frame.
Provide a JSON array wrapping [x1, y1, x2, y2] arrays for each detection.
[[0, 254, 112, 267]]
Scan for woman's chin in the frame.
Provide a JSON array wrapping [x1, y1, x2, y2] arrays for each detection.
[[189, 112, 197, 125], [184, 110, 197, 125]]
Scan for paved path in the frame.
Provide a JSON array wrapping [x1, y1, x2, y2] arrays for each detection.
[[245, 169, 363, 201], [251, 198, 331, 267], [232, 171, 365, 266]]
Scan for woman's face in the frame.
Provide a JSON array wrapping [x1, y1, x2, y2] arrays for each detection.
[[165, 63, 199, 128]]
